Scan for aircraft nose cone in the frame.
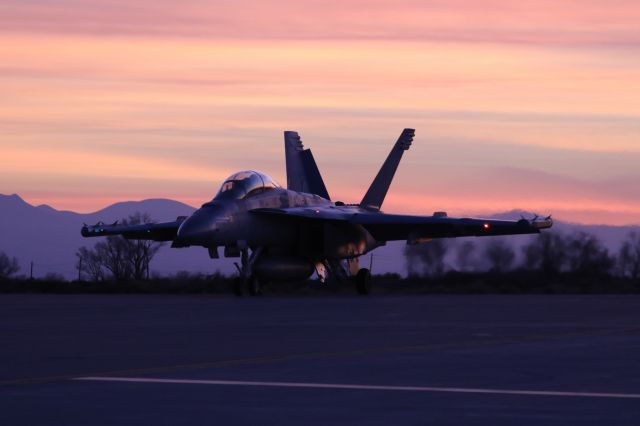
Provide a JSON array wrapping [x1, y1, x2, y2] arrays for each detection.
[[174, 208, 218, 247], [176, 220, 200, 244]]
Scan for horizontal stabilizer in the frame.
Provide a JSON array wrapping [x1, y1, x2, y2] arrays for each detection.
[[360, 128, 414, 210]]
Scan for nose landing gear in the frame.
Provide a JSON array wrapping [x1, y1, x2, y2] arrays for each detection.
[[233, 247, 264, 296]]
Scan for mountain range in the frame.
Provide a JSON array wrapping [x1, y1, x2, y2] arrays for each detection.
[[0, 193, 637, 280]]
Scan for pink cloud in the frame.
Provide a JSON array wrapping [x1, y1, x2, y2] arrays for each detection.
[[2, 2, 639, 225], [0, 0, 639, 45], [375, 166, 640, 225]]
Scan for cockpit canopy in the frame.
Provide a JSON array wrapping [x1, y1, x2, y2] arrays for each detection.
[[213, 170, 280, 201]]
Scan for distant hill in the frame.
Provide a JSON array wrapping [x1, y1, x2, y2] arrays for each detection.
[[0, 194, 235, 279], [0, 194, 637, 279]]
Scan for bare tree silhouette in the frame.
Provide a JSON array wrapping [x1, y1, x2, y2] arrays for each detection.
[[485, 239, 516, 273], [405, 239, 448, 277], [119, 213, 163, 280], [0, 251, 20, 279], [75, 213, 164, 282], [76, 247, 105, 282], [95, 236, 133, 281], [455, 240, 477, 272], [523, 232, 566, 275], [618, 231, 640, 280], [565, 232, 613, 276]]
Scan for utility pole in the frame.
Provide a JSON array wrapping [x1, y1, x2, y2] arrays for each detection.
[[369, 253, 374, 274], [30, 261, 34, 280]]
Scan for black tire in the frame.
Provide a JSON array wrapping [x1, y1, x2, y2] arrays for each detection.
[[233, 278, 244, 297], [248, 275, 262, 296], [355, 268, 371, 295]]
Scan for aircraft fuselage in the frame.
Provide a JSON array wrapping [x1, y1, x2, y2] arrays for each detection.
[[173, 188, 380, 261]]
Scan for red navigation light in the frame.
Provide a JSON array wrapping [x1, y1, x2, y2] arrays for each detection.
[[483, 223, 490, 230]]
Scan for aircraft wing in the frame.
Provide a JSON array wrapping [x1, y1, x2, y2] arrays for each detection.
[[81, 218, 186, 241], [251, 207, 552, 243], [351, 213, 551, 243]]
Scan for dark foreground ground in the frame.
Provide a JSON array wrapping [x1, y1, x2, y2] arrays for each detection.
[[3, 272, 640, 294], [1, 295, 640, 425]]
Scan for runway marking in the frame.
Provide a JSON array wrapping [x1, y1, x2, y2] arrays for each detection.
[[4, 325, 639, 388], [75, 377, 640, 400]]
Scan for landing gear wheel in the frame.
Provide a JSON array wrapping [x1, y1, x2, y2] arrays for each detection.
[[355, 268, 371, 295], [233, 278, 244, 297], [248, 275, 262, 296]]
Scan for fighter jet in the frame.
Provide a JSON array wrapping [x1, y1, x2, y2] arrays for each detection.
[[82, 129, 552, 295]]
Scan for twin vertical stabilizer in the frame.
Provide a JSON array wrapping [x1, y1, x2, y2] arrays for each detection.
[[284, 128, 414, 208], [359, 128, 414, 211], [284, 131, 331, 200]]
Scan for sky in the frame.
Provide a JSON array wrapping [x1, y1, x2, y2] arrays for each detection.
[[1, 0, 639, 225]]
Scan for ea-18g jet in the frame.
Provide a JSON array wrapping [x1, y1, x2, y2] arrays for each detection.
[[82, 129, 552, 295]]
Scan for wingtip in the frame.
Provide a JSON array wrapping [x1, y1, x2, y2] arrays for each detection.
[[532, 216, 554, 230], [398, 128, 414, 150], [284, 130, 303, 150]]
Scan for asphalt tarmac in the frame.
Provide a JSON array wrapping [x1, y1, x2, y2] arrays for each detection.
[[1, 294, 640, 425]]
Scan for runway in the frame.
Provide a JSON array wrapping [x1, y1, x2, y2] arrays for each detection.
[[2, 294, 640, 425]]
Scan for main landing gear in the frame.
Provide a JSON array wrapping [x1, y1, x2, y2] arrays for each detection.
[[354, 268, 372, 295], [347, 257, 371, 295], [328, 258, 371, 296], [232, 250, 372, 296]]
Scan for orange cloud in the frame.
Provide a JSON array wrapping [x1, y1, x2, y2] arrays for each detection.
[[1, 3, 639, 224], [1, 1, 639, 46]]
